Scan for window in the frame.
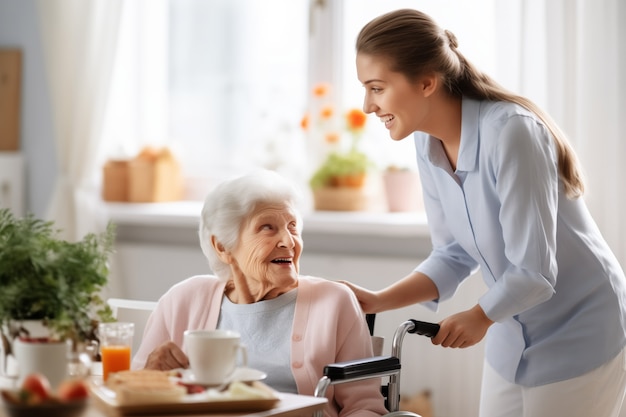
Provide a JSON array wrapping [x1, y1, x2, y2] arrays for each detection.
[[101, 0, 309, 190], [168, 0, 309, 180], [101, 0, 498, 199]]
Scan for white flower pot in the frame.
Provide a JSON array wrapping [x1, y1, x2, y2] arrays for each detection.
[[1, 320, 69, 389], [382, 170, 424, 212], [14, 338, 69, 389]]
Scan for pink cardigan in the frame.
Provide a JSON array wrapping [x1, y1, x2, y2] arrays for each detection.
[[132, 275, 388, 417]]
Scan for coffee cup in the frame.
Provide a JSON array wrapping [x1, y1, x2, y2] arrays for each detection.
[[183, 329, 247, 385]]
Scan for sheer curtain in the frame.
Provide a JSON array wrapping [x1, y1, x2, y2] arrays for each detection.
[[37, 0, 122, 240], [497, 0, 626, 269]]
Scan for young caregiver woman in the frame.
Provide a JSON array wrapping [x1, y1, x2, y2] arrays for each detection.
[[341, 8, 626, 417]]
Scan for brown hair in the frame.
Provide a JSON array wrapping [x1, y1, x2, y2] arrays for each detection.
[[357, 9, 584, 198]]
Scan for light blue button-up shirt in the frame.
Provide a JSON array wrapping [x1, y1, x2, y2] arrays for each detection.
[[415, 98, 626, 386]]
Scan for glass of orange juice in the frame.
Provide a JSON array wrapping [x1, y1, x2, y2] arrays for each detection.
[[98, 322, 134, 381]]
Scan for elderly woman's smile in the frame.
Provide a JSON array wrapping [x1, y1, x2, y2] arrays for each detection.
[[222, 202, 302, 303], [272, 258, 292, 263]]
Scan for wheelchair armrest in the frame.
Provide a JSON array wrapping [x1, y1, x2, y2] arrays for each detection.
[[323, 355, 400, 381]]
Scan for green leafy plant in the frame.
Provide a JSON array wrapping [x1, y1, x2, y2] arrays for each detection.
[[309, 150, 374, 189], [0, 208, 115, 351]]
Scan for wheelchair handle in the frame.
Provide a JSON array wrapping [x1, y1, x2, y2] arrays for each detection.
[[407, 320, 440, 338]]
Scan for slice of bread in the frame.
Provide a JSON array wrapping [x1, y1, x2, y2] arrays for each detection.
[[227, 381, 275, 399], [106, 369, 186, 405]]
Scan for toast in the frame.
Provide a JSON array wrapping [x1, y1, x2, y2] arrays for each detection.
[[106, 369, 186, 405]]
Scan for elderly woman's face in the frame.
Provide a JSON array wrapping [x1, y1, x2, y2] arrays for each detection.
[[229, 202, 302, 286]]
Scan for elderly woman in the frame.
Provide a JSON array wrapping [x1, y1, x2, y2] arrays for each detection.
[[132, 169, 387, 417]]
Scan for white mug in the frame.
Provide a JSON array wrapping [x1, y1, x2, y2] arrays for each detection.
[[183, 329, 247, 385], [13, 338, 69, 389]]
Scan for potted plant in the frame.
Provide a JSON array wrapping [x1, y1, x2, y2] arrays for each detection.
[[382, 165, 424, 212], [0, 208, 116, 359], [309, 149, 373, 189], [301, 83, 376, 210]]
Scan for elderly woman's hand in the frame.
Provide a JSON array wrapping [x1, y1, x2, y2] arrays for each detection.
[[144, 341, 189, 371]]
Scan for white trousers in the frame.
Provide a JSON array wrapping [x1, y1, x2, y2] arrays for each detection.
[[479, 348, 626, 417]]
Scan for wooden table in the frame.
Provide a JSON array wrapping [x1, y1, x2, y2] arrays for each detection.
[[1, 369, 328, 417], [0, 390, 327, 417]]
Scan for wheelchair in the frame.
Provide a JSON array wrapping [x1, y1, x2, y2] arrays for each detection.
[[314, 316, 440, 417]]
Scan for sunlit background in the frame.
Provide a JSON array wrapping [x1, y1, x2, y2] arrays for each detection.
[[99, 0, 498, 191]]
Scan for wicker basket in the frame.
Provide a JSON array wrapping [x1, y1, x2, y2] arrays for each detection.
[[312, 186, 369, 211]]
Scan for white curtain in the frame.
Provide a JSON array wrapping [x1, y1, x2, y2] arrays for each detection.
[[37, 0, 122, 240], [497, 0, 626, 269]]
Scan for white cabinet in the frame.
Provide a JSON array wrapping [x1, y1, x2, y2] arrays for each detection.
[[0, 152, 24, 216]]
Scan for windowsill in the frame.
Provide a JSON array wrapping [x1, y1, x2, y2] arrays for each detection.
[[100, 201, 430, 237], [99, 201, 432, 258]]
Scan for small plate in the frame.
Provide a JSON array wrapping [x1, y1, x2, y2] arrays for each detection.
[[179, 367, 267, 387]]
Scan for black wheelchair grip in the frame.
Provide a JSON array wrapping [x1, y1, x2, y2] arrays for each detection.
[[323, 356, 400, 381], [408, 320, 440, 338]]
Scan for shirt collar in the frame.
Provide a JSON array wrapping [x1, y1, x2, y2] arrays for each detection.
[[457, 97, 480, 172], [425, 97, 481, 173]]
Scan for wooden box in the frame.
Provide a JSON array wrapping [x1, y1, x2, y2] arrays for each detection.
[[0, 49, 22, 150], [102, 160, 130, 202], [128, 150, 183, 202]]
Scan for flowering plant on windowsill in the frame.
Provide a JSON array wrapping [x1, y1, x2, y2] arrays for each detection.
[[301, 83, 375, 190]]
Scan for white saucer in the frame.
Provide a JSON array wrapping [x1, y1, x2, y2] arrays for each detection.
[[180, 367, 267, 386]]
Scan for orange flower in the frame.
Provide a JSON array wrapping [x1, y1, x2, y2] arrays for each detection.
[[319, 105, 334, 120], [324, 132, 341, 144], [302, 84, 367, 153], [300, 113, 310, 131], [312, 82, 330, 98], [345, 108, 367, 133]]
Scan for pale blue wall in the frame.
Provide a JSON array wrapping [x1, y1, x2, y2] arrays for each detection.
[[0, 0, 56, 217]]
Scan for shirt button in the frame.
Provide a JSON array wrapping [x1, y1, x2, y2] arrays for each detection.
[[292, 361, 303, 368], [292, 334, 302, 342]]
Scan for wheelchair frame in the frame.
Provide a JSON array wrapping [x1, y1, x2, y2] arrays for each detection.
[[314, 319, 439, 416]]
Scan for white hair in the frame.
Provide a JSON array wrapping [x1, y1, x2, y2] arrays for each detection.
[[198, 170, 304, 280]]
